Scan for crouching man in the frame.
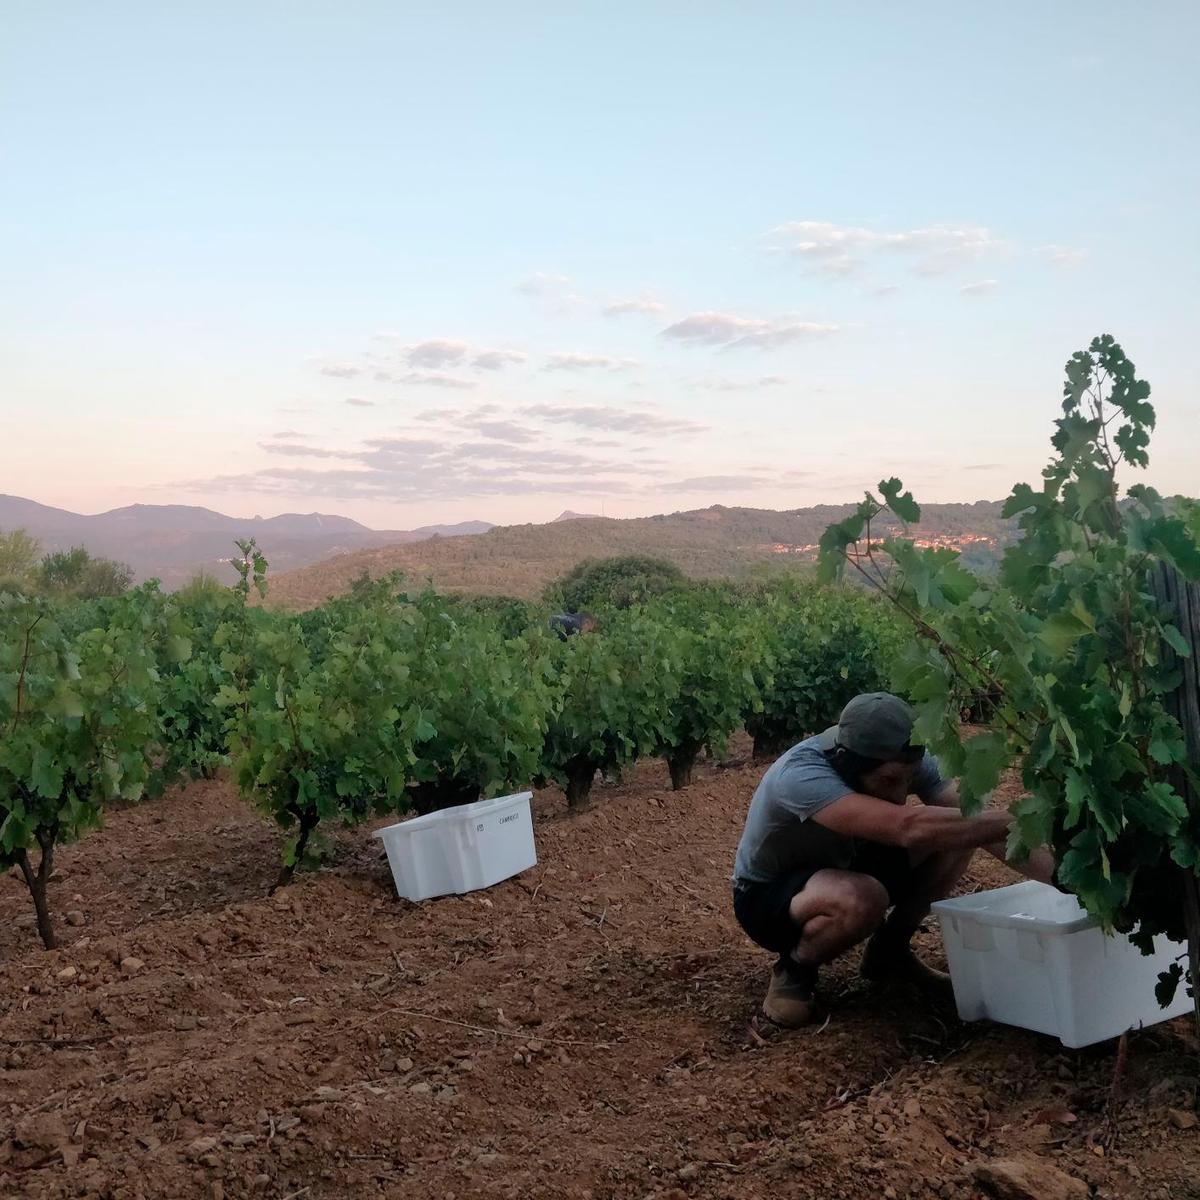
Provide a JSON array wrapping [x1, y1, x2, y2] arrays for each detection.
[[732, 692, 1053, 1027]]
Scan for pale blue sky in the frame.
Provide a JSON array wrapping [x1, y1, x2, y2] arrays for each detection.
[[2, 2, 1197, 528]]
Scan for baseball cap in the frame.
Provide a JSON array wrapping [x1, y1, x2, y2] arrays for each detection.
[[834, 692, 922, 760]]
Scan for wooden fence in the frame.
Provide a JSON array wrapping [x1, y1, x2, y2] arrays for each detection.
[[1149, 563, 1200, 1028]]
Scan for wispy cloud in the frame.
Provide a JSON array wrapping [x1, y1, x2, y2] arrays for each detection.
[[260, 441, 353, 460], [603, 296, 667, 318], [472, 349, 527, 370], [543, 352, 639, 372], [317, 362, 364, 379], [473, 419, 536, 443], [403, 339, 469, 369], [183, 429, 660, 503], [515, 272, 572, 296], [190, 467, 636, 501], [399, 371, 478, 390], [344, 398, 375, 408], [403, 442, 574, 473], [412, 402, 692, 443], [868, 284, 902, 298], [1038, 244, 1087, 267], [668, 473, 773, 491], [699, 375, 789, 392], [522, 402, 706, 435], [959, 279, 999, 295], [393, 339, 527, 372], [764, 219, 1001, 277], [414, 403, 501, 422], [515, 271, 586, 313], [658, 466, 812, 492], [661, 311, 840, 350]]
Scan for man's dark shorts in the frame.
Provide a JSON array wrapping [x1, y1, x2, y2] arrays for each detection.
[[732, 843, 914, 955]]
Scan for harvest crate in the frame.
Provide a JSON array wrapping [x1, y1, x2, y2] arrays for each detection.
[[373, 791, 537, 901], [933, 881, 1191, 1048]]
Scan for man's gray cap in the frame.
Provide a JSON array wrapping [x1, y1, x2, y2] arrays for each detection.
[[822, 692, 917, 759]]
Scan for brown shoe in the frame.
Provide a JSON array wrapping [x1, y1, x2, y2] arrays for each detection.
[[860, 938, 953, 999], [761, 962, 818, 1028]]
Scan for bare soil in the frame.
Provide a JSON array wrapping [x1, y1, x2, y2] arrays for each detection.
[[3, 741, 1198, 1200]]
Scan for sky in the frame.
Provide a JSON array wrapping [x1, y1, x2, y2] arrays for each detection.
[[2, 2, 1197, 530]]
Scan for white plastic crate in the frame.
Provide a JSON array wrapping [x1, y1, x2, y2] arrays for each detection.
[[372, 791, 537, 901], [932, 880, 1191, 1048]]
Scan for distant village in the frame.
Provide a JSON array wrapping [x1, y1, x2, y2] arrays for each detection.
[[761, 532, 1000, 562]]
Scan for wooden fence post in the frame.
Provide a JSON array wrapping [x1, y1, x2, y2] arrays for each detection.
[[1148, 563, 1200, 1038]]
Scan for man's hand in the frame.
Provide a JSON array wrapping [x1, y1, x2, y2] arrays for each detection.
[[928, 782, 1057, 884], [986, 841, 1056, 885]]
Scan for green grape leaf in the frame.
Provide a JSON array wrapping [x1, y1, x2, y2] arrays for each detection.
[[1002, 482, 1041, 519], [878, 478, 921, 524], [959, 731, 1007, 804], [167, 635, 193, 663], [1136, 516, 1200, 580], [1063, 771, 1087, 829], [1156, 963, 1184, 1008], [1162, 624, 1191, 658], [1148, 736, 1181, 765], [1126, 780, 1189, 836], [1040, 612, 1092, 656]]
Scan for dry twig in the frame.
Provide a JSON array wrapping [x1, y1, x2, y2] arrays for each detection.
[[363, 1007, 614, 1049]]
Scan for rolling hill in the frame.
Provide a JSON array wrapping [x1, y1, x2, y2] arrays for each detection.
[[263, 500, 1016, 609], [0, 495, 492, 590]]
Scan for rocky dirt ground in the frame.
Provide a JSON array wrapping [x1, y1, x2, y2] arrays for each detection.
[[2, 740, 1199, 1200]]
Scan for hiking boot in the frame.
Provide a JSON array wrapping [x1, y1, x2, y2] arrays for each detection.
[[860, 936, 953, 999], [761, 962, 818, 1027]]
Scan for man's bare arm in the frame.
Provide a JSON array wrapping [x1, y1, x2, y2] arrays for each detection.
[[812, 792, 1012, 854]]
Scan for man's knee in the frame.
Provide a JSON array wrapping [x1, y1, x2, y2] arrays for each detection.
[[798, 872, 888, 935], [838, 875, 889, 933]]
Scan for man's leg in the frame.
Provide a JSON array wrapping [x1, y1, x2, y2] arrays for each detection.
[[787, 868, 891, 969], [762, 869, 889, 1026], [860, 846, 972, 991]]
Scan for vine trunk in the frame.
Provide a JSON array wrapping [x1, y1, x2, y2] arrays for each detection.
[[16, 841, 56, 950], [667, 742, 701, 790], [564, 757, 597, 808]]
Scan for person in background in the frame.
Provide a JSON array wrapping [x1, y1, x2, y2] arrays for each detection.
[[732, 692, 1054, 1027], [548, 612, 597, 640]]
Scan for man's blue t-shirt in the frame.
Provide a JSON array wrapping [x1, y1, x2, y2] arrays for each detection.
[[733, 728, 946, 885]]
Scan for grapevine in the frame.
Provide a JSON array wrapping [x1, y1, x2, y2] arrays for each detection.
[[818, 336, 1200, 1025]]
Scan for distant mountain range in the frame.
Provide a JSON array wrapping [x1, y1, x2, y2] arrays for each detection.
[[0, 495, 493, 590], [264, 499, 1018, 610], [1, 493, 1028, 602]]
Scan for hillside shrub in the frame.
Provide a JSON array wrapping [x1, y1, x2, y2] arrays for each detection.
[[0, 529, 41, 585], [38, 546, 134, 599], [548, 554, 687, 611], [175, 569, 229, 603]]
